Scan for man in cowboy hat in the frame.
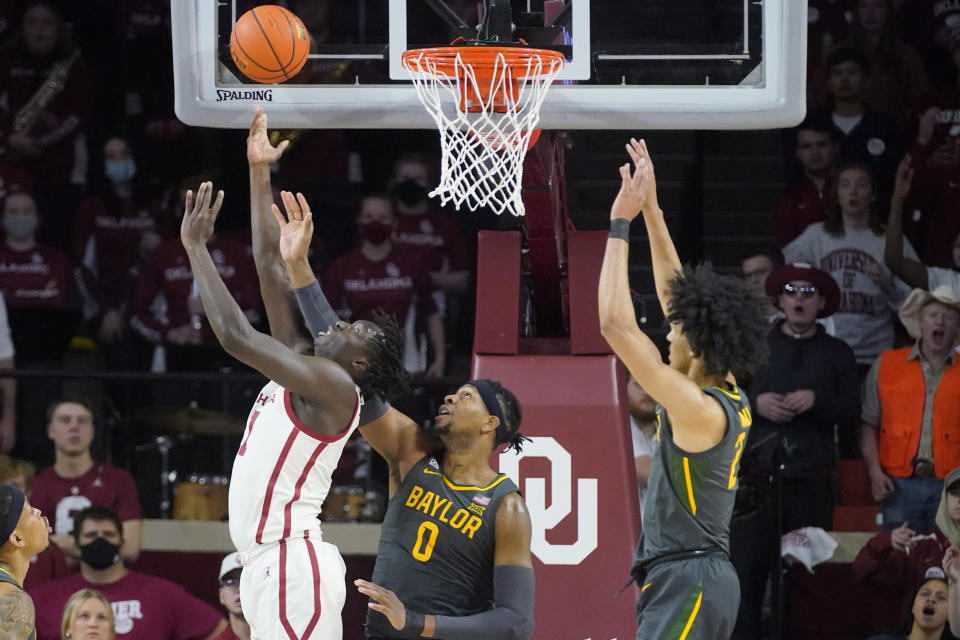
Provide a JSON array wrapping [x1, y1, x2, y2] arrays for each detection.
[[861, 285, 960, 533], [730, 263, 860, 639]]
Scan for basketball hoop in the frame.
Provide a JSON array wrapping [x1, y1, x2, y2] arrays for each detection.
[[402, 44, 564, 216]]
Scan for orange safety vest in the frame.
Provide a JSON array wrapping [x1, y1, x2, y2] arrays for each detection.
[[877, 347, 960, 479]]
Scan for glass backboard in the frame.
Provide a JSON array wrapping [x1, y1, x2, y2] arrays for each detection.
[[172, 1, 807, 130]]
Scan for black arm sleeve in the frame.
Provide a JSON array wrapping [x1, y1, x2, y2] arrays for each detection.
[[293, 279, 340, 338], [431, 566, 535, 640], [293, 279, 390, 426]]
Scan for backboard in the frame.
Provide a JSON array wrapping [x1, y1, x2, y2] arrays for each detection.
[[172, 1, 807, 130]]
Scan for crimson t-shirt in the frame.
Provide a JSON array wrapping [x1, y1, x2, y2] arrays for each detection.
[[322, 244, 438, 330], [29, 571, 224, 640], [393, 211, 469, 272], [29, 463, 142, 535], [0, 243, 75, 309]]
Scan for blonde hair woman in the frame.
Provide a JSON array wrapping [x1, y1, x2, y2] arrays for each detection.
[[60, 589, 114, 640]]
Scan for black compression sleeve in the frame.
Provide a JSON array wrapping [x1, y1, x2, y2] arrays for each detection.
[[293, 279, 340, 338], [432, 566, 535, 640]]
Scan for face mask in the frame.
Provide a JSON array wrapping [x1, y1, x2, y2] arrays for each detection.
[[392, 180, 428, 207], [359, 220, 393, 245], [2, 215, 38, 240], [105, 159, 136, 184], [80, 537, 121, 570]]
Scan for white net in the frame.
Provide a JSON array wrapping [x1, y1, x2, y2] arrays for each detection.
[[403, 47, 564, 216]]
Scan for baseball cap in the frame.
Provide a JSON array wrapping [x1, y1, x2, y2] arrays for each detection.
[[925, 566, 946, 582], [219, 551, 242, 582], [946, 467, 960, 492]]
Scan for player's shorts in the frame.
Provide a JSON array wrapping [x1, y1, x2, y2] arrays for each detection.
[[240, 532, 347, 640], [635, 552, 740, 640]]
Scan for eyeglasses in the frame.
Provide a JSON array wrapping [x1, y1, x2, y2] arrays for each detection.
[[782, 283, 818, 298], [220, 578, 240, 588]]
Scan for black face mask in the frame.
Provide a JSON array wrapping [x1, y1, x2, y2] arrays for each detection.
[[80, 537, 121, 570], [392, 180, 428, 207]]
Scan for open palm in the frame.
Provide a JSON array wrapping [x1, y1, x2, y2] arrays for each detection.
[[272, 190, 313, 264], [247, 105, 289, 166]]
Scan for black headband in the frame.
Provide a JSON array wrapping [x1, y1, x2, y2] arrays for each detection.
[[0, 484, 25, 550], [467, 379, 512, 445]]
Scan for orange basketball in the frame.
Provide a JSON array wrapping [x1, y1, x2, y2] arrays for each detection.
[[230, 5, 310, 84]]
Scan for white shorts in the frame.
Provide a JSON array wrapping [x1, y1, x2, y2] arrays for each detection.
[[239, 534, 347, 640]]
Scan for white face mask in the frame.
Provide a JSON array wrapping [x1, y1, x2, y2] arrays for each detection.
[[2, 213, 39, 240]]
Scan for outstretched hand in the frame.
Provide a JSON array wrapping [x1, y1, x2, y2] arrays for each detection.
[[181, 182, 224, 249], [355, 579, 408, 631], [271, 191, 314, 264], [611, 138, 659, 221], [247, 105, 289, 166], [944, 545, 960, 583], [891, 155, 914, 203]]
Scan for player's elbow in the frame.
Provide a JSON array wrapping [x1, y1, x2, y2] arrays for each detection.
[[504, 612, 534, 640]]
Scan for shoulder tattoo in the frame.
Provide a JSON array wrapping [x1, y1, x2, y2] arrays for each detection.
[[0, 588, 35, 639]]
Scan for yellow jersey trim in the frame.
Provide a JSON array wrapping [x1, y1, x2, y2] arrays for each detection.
[[0, 566, 19, 586], [682, 457, 697, 516], [423, 468, 510, 491], [642, 582, 653, 592], [711, 385, 741, 401], [678, 590, 703, 640]]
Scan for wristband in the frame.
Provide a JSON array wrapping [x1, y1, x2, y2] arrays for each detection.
[[609, 218, 631, 242], [403, 610, 425, 637]]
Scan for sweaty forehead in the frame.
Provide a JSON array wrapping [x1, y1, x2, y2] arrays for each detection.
[[354, 320, 382, 337]]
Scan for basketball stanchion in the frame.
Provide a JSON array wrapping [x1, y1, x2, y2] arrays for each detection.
[[402, 44, 564, 217]]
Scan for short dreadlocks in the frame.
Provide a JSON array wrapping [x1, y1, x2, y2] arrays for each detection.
[[358, 310, 410, 402], [667, 264, 769, 379]]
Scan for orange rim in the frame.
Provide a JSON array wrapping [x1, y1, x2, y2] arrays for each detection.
[[402, 46, 565, 81]]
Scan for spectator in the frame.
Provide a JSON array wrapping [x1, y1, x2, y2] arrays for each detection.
[[730, 263, 859, 639], [212, 552, 249, 640], [0, 291, 16, 453], [740, 244, 786, 322], [903, 104, 960, 268], [626, 375, 657, 525], [867, 567, 953, 640], [806, 0, 855, 84], [322, 194, 444, 376], [29, 397, 142, 564], [0, 453, 33, 491], [853, 467, 960, 607], [776, 117, 838, 247], [811, 47, 905, 203], [0, 1, 92, 252], [885, 155, 960, 291], [30, 506, 226, 640], [784, 163, 917, 370], [0, 190, 80, 365], [860, 286, 960, 532], [129, 205, 261, 375], [390, 153, 470, 293], [60, 588, 115, 640], [811, 0, 929, 124], [74, 136, 161, 361]]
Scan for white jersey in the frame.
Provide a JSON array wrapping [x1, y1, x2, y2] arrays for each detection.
[[228, 380, 361, 553]]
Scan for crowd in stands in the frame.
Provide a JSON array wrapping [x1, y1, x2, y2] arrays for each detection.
[[1, 0, 960, 638]]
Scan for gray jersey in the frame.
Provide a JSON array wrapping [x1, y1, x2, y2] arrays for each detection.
[[366, 455, 519, 638], [633, 385, 752, 569]]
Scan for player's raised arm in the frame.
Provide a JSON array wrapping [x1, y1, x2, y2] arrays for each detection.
[[180, 182, 357, 427], [246, 106, 309, 351], [598, 142, 724, 444]]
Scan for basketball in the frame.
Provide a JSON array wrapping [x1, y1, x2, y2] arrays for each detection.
[[230, 5, 310, 84]]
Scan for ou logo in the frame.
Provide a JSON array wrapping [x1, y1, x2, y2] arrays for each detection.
[[499, 436, 597, 565]]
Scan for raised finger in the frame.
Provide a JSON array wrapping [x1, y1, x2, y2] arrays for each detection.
[[271, 203, 287, 228], [184, 190, 195, 216], [296, 192, 310, 215], [625, 141, 641, 165], [193, 183, 207, 213], [201, 182, 213, 212], [210, 189, 225, 217], [249, 105, 263, 135], [281, 190, 301, 221]]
